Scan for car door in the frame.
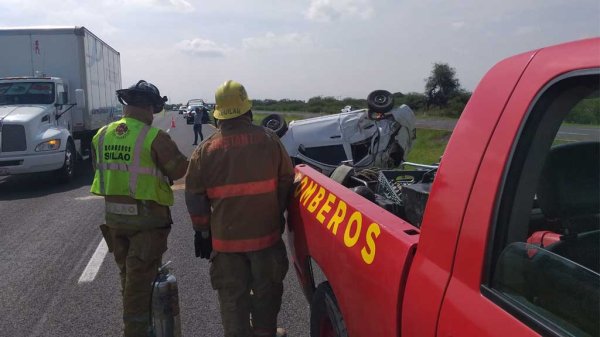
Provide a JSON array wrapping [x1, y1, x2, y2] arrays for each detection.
[[437, 39, 599, 337]]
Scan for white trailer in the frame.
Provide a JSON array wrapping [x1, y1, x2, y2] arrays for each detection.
[[0, 26, 121, 182]]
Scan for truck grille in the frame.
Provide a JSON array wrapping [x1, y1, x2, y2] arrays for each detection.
[[1, 125, 27, 152]]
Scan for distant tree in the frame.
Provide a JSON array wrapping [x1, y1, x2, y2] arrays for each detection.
[[396, 92, 427, 111], [392, 92, 404, 100], [446, 90, 472, 117], [425, 63, 461, 108]]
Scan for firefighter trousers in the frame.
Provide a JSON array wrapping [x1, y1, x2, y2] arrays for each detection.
[[210, 239, 289, 337], [105, 226, 171, 337]]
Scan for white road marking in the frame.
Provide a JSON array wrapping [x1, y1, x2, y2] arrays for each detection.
[[167, 128, 171, 133], [78, 239, 108, 284], [75, 195, 103, 201]]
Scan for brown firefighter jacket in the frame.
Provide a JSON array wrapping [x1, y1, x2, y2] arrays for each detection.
[[185, 115, 294, 252], [91, 106, 188, 229]]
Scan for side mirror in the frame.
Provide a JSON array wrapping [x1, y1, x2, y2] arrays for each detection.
[[61, 92, 68, 105], [75, 89, 86, 108]]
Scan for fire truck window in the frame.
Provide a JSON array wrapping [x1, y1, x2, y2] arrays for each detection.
[[484, 72, 599, 337]]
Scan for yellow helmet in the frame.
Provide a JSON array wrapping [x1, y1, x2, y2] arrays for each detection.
[[213, 80, 252, 120]]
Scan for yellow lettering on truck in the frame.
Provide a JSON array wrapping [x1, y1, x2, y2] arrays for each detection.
[[307, 187, 326, 213], [327, 200, 347, 235], [316, 193, 337, 224], [343, 211, 362, 248], [300, 181, 318, 206], [294, 176, 380, 265], [361, 223, 381, 264], [294, 176, 308, 197]]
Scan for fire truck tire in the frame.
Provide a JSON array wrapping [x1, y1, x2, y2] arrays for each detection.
[[310, 282, 348, 337]]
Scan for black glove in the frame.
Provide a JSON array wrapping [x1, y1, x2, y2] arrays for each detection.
[[194, 230, 212, 259]]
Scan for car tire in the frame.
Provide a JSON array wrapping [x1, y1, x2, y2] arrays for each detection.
[[57, 140, 75, 183], [367, 90, 394, 113], [310, 282, 348, 337], [261, 113, 288, 137]]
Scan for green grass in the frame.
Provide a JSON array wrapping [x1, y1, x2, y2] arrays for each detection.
[[252, 112, 303, 124], [562, 122, 600, 128], [406, 129, 452, 165]]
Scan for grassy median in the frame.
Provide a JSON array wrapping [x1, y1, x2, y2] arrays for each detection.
[[405, 129, 451, 165]]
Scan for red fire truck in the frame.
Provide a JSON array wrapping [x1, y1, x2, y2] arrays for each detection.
[[287, 38, 599, 337]]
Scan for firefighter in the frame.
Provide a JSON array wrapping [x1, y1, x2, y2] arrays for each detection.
[[90, 80, 188, 337], [185, 80, 294, 337]]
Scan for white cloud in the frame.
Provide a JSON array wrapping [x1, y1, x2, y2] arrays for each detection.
[[0, 0, 194, 13], [306, 0, 374, 22], [242, 32, 313, 51], [122, 0, 194, 12], [451, 21, 466, 29], [176, 38, 230, 57]]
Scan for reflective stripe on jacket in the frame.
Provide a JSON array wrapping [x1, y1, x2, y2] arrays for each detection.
[[185, 116, 295, 252], [90, 117, 174, 207]]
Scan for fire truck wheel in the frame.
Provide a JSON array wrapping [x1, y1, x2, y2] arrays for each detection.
[[310, 282, 348, 337]]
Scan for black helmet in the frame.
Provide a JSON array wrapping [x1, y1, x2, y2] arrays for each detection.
[[116, 80, 168, 114]]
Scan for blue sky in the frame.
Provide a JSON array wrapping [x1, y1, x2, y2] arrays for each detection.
[[1, 0, 598, 104]]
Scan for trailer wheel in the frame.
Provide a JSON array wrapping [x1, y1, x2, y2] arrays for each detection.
[[57, 141, 75, 183], [261, 114, 288, 138], [310, 282, 348, 337]]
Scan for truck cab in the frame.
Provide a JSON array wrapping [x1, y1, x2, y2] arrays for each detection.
[[0, 77, 76, 180], [0, 26, 122, 183]]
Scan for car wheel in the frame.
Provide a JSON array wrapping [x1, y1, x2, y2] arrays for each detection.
[[310, 282, 348, 337], [367, 90, 394, 113], [261, 113, 288, 137], [57, 141, 75, 183]]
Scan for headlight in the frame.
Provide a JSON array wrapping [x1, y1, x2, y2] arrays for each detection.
[[35, 139, 61, 152]]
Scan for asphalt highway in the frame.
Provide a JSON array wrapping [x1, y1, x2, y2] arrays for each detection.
[[0, 110, 310, 337], [414, 118, 600, 142]]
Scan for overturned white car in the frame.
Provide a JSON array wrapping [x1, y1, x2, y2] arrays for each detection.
[[261, 90, 416, 176]]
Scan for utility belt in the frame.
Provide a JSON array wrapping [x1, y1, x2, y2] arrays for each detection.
[[106, 201, 140, 215], [105, 200, 172, 228], [106, 200, 170, 215]]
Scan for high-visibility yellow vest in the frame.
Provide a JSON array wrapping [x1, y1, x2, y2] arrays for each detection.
[[90, 117, 174, 206]]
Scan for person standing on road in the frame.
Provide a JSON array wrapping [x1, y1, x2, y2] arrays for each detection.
[[185, 80, 294, 337], [193, 106, 204, 145], [90, 80, 188, 337]]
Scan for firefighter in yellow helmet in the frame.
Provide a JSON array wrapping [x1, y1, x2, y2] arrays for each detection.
[[185, 80, 294, 337], [90, 80, 188, 337]]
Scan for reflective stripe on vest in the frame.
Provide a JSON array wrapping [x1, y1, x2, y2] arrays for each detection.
[[97, 127, 108, 195], [91, 118, 173, 206], [96, 124, 168, 197]]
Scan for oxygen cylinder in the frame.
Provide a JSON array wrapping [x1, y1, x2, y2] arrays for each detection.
[[150, 261, 182, 337]]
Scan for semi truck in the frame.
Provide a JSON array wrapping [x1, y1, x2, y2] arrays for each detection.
[[0, 26, 121, 182], [287, 38, 599, 337]]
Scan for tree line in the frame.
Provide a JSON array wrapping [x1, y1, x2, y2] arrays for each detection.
[[253, 63, 471, 117], [251, 62, 599, 124]]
